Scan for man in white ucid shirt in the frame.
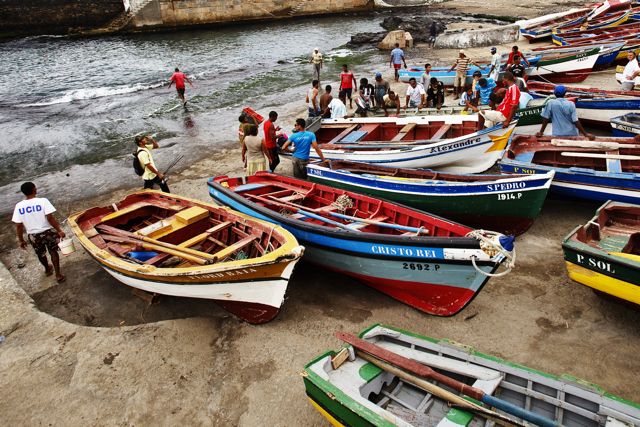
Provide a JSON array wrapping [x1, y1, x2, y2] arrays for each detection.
[[622, 51, 640, 90], [12, 182, 66, 282], [405, 77, 426, 110]]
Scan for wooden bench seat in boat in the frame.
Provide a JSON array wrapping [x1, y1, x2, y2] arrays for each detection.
[[211, 236, 259, 260], [326, 124, 359, 145], [430, 124, 451, 141], [391, 123, 417, 142], [177, 221, 233, 248]]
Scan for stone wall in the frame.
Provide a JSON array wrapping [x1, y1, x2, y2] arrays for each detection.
[[132, 0, 374, 28], [0, 0, 124, 36]]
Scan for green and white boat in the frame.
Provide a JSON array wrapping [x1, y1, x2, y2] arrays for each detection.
[[303, 324, 640, 427]]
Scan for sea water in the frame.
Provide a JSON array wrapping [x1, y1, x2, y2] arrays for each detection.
[[0, 14, 390, 212]]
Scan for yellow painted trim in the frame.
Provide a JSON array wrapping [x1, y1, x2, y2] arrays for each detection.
[[610, 252, 640, 263], [67, 190, 302, 277], [485, 125, 515, 153], [308, 397, 346, 427], [566, 262, 640, 305]]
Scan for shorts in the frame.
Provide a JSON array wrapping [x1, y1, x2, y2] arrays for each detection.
[[292, 157, 309, 179], [28, 229, 59, 258], [339, 88, 353, 100], [480, 110, 507, 128], [453, 72, 466, 88], [393, 63, 402, 70], [177, 88, 185, 96]]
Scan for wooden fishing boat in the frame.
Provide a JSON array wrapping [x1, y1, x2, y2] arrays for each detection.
[[611, 112, 640, 136], [554, 8, 631, 34], [299, 116, 517, 174], [588, 0, 634, 21], [306, 160, 553, 235], [208, 173, 516, 317], [303, 324, 640, 427], [527, 47, 601, 83], [530, 41, 626, 70], [519, 9, 590, 41], [527, 81, 640, 128], [500, 135, 640, 204], [552, 22, 640, 45], [563, 200, 640, 305], [67, 190, 304, 324]]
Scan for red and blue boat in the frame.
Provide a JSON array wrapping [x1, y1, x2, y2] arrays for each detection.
[[208, 172, 515, 317]]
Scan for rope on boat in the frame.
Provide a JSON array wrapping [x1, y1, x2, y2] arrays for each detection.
[[331, 195, 354, 212], [466, 230, 516, 278]]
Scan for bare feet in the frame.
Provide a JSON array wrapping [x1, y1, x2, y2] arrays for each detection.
[[45, 265, 54, 276], [56, 274, 66, 283]]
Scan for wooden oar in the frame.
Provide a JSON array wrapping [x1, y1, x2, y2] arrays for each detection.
[[357, 353, 524, 427], [97, 224, 217, 260], [101, 234, 211, 265], [551, 139, 640, 149], [560, 152, 640, 160], [337, 332, 560, 427], [327, 211, 429, 235]]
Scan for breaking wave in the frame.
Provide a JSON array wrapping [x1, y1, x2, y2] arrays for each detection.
[[21, 81, 165, 107]]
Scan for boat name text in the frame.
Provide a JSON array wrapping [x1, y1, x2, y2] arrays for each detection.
[[486, 182, 526, 192], [430, 138, 478, 154], [371, 245, 441, 258], [196, 268, 258, 280], [575, 254, 616, 274]]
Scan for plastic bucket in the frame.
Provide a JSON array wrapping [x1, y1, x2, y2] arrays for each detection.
[[58, 238, 76, 256]]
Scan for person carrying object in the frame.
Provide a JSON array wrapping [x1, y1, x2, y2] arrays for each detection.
[[13, 182, 66, 283]]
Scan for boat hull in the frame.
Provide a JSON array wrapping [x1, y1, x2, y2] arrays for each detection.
[[303, 323, 640, 427], [208, 182, 504, 317], [611, 113, 640, 136], [528, 48, 600, 83], [499, 160, 640, 204], [67, 190, 304, 324], [306, 165, 553, 235], [305, 121, 517, 174]]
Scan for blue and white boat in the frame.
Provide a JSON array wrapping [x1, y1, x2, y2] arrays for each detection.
[[530, 41, 625, 70], [208, 172, 515, 317], [612, 112, 640, 136], [500, 135, 640, 204]]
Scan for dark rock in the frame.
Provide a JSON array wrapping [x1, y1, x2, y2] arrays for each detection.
[[348, 31, 386, 45], [381, 15, 447, 43]]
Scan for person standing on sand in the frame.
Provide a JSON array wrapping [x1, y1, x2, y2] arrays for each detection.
[[310, 48, 323, 84], [489, 47, 501, 82], [428, 21, 438, 48], [390, 43, 407, 82], [449, 50, 475, 100], [242, 124, 268, 176], [13, 182, 66, 283], [319, 85, 333, 118], [339, 64, 357, 109], [328, 96, 348, 119], [168, 67, 193, 106], [536, 85, 594, 139], [135, 134, 170, 193], [420, 63, 432, 89], [281, 118, 326, 179], [263, 111, 280, 172], [306, 80, 320, 118]]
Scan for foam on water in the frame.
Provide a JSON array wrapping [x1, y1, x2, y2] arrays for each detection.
[[21, 81, 166, 107]]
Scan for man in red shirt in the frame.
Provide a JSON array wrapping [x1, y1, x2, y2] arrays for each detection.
[[479, 71, 520, 129], [339, 64, 357, 109], [506, 45, 530, 67], [168, 67, 193, 106], [263, 111, 280, 172]]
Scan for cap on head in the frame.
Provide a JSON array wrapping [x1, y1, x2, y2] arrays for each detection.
[[554, 85, 567, 97], [459, 49, 465, 55], [490, 47, 497, 53], [375, 72, 382, 78], [314, 47, 319, 51]]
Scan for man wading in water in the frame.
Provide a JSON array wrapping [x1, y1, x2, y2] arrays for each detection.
[[168, 67, 193, 107], [135, 135, 170, 193], [13, 182, 66, 283]]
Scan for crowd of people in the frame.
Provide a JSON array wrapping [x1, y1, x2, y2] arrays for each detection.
[[16, 41, 639, 284]]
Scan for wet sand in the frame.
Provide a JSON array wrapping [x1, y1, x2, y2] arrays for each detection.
[[1, 2, 640, 425]]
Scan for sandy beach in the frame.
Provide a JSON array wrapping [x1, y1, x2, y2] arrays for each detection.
[[1, 0, 639, 425]]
